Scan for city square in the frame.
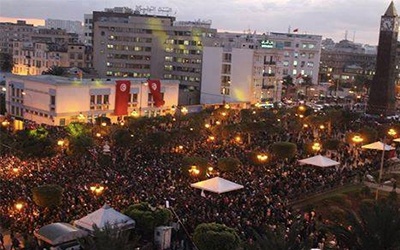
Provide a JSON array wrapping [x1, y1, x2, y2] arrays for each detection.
[[0, 1, 400, 250]]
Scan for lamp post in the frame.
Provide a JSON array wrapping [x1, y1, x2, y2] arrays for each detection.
[[139, 81, 148, 117]]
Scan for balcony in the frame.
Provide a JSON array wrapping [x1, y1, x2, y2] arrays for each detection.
[[264, 61, 276, 65], [262, 85, 275, 90], [263, 73, 276, 77]]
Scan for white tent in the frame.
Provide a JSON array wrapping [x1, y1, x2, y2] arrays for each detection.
[[74, 204, 135, 232], [393, 138, 400, 143], [190, 177, 244, 194], [362, 141, 394, 151], [298, 155, 340, 168]]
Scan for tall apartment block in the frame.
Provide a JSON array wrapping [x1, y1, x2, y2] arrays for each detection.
[[92, 9, 216, 105], [201, 32, 322, 104]]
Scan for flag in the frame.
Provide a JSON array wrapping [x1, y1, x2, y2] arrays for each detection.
[[201, 190, 206, 198], [296, 73, 302, 79], [293, 28, 299, 33], [147, 79, 165, 107], [114, 80, 131, 116]]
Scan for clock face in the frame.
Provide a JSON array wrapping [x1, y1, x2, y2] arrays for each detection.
[[381, 18, 395, 31]]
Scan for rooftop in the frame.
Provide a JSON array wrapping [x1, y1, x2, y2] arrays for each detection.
[[7, 74, 180, 87]]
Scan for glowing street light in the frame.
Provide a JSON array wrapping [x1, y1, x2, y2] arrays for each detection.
[[90, 185, 105, 195], [312, 142, 321, 152], [12, 167, 19, 173], [178, 145, 184, 150], [221, 112, 227, 117], [298, 105, 306, 112], [1, 121, 10, 127], [388, 128, 397, 137], [224, 104, 230, 109], [252, 111, 256, 114], [96, 133, 101, 138], [188, 165, 200, 176], [319, 125, 325, 130], [57, 140, 65, 147], [101, 122, 107, 127], [303, 124, 309, 128], [235, 136, 242, 143], [15, 203, 23, 211], [205, 123, 211, 129], [257, 154, 268, 162], [216, 121, 221, 125], [352, 135, 363, 144], [209, 136, 215, 141], [181, 107, 188, 115], [299, 114, 304, 118]]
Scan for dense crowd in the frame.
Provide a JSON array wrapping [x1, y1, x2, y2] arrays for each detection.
[[0, 109, 392, 249]]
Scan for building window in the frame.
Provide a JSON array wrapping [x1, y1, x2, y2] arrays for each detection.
[[60, 118, 66, 126], [221, 64, 231, 74], [284, 41, 292, 47], [222, 53, 232, 63], [293, 61, 298, 67], [96, 95, 102, 105], [90, 95, 95, 105], [103, 95, 109, 104]]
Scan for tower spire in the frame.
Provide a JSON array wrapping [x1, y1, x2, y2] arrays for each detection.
[[384, 1, 397, 16]]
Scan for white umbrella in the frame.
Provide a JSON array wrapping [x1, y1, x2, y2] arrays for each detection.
[[361, 141, 394, 151], [298, 155, 340, 168], [393, 138, 400, 143], [190, 177, 244, 194]]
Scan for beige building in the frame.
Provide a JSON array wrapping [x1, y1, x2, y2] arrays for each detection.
[[91, 10, 216, 105], [12, 42, 91, 75], [0, 20, 34, 55], [5, 75, 179, 126]]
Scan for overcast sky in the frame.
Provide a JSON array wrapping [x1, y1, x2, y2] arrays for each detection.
[[0, 0, 395, 45]]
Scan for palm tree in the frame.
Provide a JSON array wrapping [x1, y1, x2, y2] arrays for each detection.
[[78, 223, 139, 250], [244, 222, 312, 250], [282, 75, 294, 99], [327, 201, 400, 250]]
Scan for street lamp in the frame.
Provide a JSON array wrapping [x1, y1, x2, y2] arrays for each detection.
[[312, 142, 321, 152], [205, 123, 211, 129], [181, 107, 188, 115], [57, 140, 65, 147], [96, 133, 101, 138], [388, 128, 397, 137], [235, 136, 242, 143], [303, 124, 309, 128], [101, 122, 107, 127], [257, 154, 268, 162], [319, 125, 325, 130], [15, 203, 23, 211], [1, 121, 10, 127], [208, 136, 215, 141], [352, 135, 363, 144], [188, 165, 200, 176], [298, 105, 306, 112]]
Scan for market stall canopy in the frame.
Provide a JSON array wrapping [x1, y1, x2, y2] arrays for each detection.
[[298, 155, 340, 167], [362, 141, 394, 151], [191, 177, 244, 194], [74, 204, 135, 231], [34, 222, 87, 246], [393, 138, 400, 143]]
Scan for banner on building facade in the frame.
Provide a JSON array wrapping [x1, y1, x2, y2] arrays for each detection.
[[114, 80, 131, 116], [147, 79, 165, 107]]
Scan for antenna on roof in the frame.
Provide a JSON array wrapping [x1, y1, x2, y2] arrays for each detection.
[[352, 31, 356, 42], [288, 25, 291, 34], [345, 30, 348, 40]]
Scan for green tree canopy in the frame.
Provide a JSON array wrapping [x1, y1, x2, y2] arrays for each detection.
[[125, 202, 172, 239], [271, 142, 297, 159], [217, 157, 241, 172], [32, 184, 63, 208], [193, 223, 240, 250], [15, 129, 56, 159]]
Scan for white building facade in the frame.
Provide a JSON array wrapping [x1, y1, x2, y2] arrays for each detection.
[[201, 32, 322, 105], [5, 75, 179, 126], [45, 19, 83, 36]]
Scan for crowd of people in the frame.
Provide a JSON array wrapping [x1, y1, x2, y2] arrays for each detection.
[[0, 107, 394, 249]]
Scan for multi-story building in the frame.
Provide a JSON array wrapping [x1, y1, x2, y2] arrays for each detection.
[[83, 14, 93, 46], [0, 20, 34, 55], [201, 32, 322, 104], [319, 39, 377, 84], [12, 42, 91, 75], [31, 28, 79, 44], [5, 75, 179, 125], [91, 8, 216, 105], [45, 19, 83, 36]]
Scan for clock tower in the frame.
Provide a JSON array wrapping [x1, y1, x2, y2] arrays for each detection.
[[367, 1, 398, 116]]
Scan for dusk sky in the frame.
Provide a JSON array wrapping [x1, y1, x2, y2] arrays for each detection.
[[0, 0, 395, 45]]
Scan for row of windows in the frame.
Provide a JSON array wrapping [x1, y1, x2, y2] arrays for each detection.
[[107, 44, 152, 52], [109, 35, 152, 43], [163, 74, 200, 82], [165, 39, 202, 46], [164, 65, 201, 73], [102, 27, 152, 34], [165, 56, 202, 64], [165, 48, 201, 55], [107, 54, 151, 61], [106, 71, 151, 78], [106, 62, 150, 69], [283, 61, 315, 68], [284, 51, 315, 59]]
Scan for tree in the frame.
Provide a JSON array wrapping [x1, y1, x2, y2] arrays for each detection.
[[42, 66, 65, 76], [323, 139, 341, 151], [271, 142, 297, 159], [67, 135, 94, 157], [125, 202, 172, 239], [32, 184, 63, 208], [111, 128, 132, 148], [66, 122, 92, 137], [181, 157, 211, 177], [95, 116, 111, 126], [301, 76, 313, 99], [193, 223, 240, 250], [0, 53, 14, 72], [78, 223, 139, 250], [358, 127, 378, 144], [327, 201, 400, 250], [244, 223, 313, 250], [15, 129, 56, 159], [282, 75, 294, 99], [217, 157, 241, 172]]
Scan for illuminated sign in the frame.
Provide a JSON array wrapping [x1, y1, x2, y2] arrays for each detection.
[[261, 40, 274, 49]]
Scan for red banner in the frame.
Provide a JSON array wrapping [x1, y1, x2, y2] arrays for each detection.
[[147, 79, 165, 107], [114, 80, 131, 116]]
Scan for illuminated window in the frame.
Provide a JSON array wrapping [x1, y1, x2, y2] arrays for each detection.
[[293, 69, 298, 75], [107, 44, 114, 49], [165, 56, 173, 62], [293, 61, 298, 67], [283, 61, 289, 67]]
